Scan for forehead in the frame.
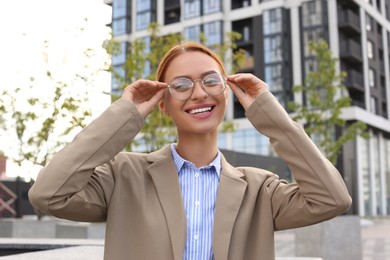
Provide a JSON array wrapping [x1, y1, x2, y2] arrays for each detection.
[[164, 51, 221, 81]]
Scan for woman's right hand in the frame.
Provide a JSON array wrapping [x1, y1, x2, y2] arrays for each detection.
[[121, 80, 167, 118]]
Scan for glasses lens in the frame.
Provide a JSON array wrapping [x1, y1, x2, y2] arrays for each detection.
[[203, 73, 225, 96], [169, 78, 193, 100]]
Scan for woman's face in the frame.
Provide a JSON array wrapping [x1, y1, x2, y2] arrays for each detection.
[[159, 51, 228, 136]]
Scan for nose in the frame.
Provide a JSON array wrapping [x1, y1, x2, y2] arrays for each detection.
[[190, 80, 208, 100]]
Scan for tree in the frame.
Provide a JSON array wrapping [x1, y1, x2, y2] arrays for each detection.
[[0, 22, 110, 172], [104, 23, 244, 152], [288, 39, 367, 164]]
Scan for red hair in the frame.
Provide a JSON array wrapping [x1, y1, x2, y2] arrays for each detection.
[[156, 42, 227, 82]]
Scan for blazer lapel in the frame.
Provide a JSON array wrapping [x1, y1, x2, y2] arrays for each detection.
[[213, 156, 247, 260], [147, 146, 186, 260]]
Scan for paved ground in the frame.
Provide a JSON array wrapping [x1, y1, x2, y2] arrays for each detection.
[[0, 217, 388, 259], [275, 218, 390, 260], [360, 218, 390, 260]]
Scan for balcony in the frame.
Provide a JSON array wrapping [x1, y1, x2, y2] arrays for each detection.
[[165, 6, 180, 25], [240, 55, 254, 71], [232, 0, 251, 10], [338, 9, 360, 34], [378, 34, 383, 49], [344, 69, 364, 91], [339, 39, 362, 63]]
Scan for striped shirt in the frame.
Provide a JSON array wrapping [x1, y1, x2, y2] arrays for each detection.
[[170, 144, 221, 260]]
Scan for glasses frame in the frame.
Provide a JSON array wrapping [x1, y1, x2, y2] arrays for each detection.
[[167, 72, 227, 101]]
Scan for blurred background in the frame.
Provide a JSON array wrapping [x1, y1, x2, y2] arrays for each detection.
[[0, 0, 389, 259]]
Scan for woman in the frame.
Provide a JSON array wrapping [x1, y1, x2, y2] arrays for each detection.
[[29, 42, 351, 260]]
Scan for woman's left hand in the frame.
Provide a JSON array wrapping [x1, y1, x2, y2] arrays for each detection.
[[227, 73, 269, 111]]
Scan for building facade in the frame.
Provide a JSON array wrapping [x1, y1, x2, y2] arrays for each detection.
[[104, 0, 390, 217]]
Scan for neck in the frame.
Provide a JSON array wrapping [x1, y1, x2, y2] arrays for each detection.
[[175, 133, 219, 168]]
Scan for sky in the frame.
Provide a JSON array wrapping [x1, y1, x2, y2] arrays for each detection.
[[0, 0, 113, 180]]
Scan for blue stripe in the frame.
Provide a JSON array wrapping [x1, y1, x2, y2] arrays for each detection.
[[170, 144, 221, 260]]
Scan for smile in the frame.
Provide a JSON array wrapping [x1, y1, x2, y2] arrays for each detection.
[[187, 106, 214, 115]]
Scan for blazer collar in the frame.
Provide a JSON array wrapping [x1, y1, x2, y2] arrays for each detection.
[[147, 146, 247, 260], [213, 156, 247, 260], [147, 145, 186, 260]]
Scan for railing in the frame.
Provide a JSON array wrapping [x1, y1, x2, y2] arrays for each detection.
[[0, 182, 17, 217], [338, 9, 360, 33], [344, 69, 364, 90], [339, 39, 362, 62]]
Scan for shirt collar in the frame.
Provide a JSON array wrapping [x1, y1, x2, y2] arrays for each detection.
[[170, 143, 221, 177]]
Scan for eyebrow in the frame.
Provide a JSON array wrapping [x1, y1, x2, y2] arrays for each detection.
[[170, 70, 218, 81]]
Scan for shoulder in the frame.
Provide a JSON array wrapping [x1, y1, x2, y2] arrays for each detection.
[[236, 166, 281, 184], [112, 151, 150, 168], [102, 145, 173, 177], [95, 151, 150, 178]]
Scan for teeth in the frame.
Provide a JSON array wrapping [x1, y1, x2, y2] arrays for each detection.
[[189, 107, 212, 114]]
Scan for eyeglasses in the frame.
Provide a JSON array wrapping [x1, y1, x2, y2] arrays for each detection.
[[167, 72, 227, 101]]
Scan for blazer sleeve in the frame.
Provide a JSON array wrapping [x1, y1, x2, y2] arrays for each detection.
[[28, 98, 144, 222], [245, 91, 352, 230]]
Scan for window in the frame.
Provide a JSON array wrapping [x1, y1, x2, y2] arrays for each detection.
[[137, 12, 152, 30], [142, 37, 151, 78], [264, 35, 283, 62], [243, 26, 250, 41], [232, 129, 272, 155], [137, 0, 152, 12], [112, 17, 131, 36], [367, 41, 374, 59], [263, 8, 283, 35], [385, 138, 390, 214], [360, 136, 372, 215], [369, 68, 376, 87], [184, 25, 202, 42], [376, 0, 381, 12], [302, 0, 323, 27], [303, 28, 324, 56], [136, 0, 155, 30], [112, 65, 126, 96], [204, 21, 222, 46], [217, 132, 227, 149], [304, 59, 318, 78], [203, 0, 221, 15], [370, 96, 377, 113], [366, 13, 372, 31], [265, 65, 283, 91], [184, 0, 201, 19], [373, 134, 384, 214], [142, 37, 151, 54], [113, 0, 129, 19], [112, 42, 128, 66]]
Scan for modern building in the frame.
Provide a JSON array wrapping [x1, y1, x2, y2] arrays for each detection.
[[103, 0, 390, 217]]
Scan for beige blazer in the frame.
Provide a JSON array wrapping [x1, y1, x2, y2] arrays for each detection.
[[29, 92, 351, 260]]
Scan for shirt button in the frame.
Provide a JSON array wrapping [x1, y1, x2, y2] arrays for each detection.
[[195, 201, 200, 206], [193, 234, 199, 240], [194, 172, 200, 177]]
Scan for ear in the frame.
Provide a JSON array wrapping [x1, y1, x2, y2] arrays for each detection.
[[224, 85, 229, 105], [158, 99, 170, 116]]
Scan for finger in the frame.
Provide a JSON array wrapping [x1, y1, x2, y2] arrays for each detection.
[[229, 74, 258, 88], [133, 81, 167, 100], [227, 80, 247, 103], [148, 88, 165, 105], [227, 74, 268, 96], [227, 73, 252, 82], [141, 82, 167, 101]]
